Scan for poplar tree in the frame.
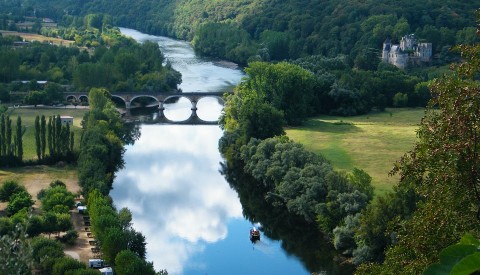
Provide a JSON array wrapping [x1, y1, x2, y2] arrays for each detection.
[[41, 115, 46, 159], [51, 115, 57, 156], [6, 115, 11, 156], [0, 114, 5, 156], [64, 123, 71, 154], [35, 116, 41, 160], [55, 115, 62, 155], [47, 116, 53, 156], [15, 116, 22, 161], [70, 132, 74, 152]]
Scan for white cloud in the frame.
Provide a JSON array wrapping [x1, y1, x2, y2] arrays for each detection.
[[112, 126, 242, 274]]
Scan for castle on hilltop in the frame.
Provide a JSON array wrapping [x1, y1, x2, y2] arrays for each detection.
[[382, 34, 432, 69]]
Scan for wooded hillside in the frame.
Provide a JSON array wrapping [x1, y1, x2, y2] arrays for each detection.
[[4, 0, 476, 64]]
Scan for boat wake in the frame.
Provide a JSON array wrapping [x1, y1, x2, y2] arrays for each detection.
[[253, 240, 275, 255]]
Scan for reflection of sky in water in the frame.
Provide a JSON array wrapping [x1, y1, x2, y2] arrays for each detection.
[[117, 28, 309, 275], [162, 97, 224, 122], [111, 125, 243, 273]]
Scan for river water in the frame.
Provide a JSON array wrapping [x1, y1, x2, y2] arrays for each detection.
[[111, 28, 314, 275]]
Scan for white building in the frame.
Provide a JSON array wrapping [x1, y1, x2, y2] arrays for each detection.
[[382, 34, 432, 69], [60, 116, 73, 126]]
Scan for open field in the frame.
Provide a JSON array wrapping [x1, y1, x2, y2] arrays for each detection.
[[286, 108, 425, 195], [7, 107, 89, 160], [0, 30, 75, 46], [0, 165, 80, 209]]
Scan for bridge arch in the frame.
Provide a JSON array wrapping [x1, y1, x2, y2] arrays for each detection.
[[130, 95, 160, 107], [66, 95, 77, 102], [79, 95, 89, 102], [110, 95, 127, 108]]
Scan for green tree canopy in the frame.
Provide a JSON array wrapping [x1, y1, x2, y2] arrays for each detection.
[[0, 180, 27, 202]]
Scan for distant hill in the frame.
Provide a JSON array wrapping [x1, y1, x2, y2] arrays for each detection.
[[1, 0, 478, 64]]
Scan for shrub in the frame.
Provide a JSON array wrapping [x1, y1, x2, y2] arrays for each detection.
[[60, 230, 79, 245], [0, 180, 27, 201], [50, 180, 66, 188], [31, 236, 64, 273], [52, 257, 86, 275], [0, 217, 13, 235], [6, 191, 34, 216]]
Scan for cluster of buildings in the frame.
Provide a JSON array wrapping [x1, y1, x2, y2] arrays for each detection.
[[381, 34, 432, 69]]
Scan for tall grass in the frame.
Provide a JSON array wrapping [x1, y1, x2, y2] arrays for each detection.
[[286, 108, 425, 195]]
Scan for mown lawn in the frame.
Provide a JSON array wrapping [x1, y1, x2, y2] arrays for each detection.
[[286, 108, 425, 195], [7, 107, 89, 160]]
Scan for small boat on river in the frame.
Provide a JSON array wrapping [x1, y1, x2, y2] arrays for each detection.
[[250, 227, 260, 242]]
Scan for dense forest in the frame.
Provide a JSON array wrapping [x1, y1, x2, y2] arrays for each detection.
[[1, 0, 477, 65], [0, 15, 181, 106]]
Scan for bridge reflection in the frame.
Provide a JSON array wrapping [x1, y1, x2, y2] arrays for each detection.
[[124, 114, 220, 125], [65, 91, 231, 125]]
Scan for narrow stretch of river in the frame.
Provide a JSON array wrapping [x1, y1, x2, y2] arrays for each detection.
[[112, 28, 311, 275]]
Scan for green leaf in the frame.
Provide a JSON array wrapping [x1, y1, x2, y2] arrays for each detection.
[[458, 233, 480, 247], [423, 263, 453, 275], [423, 244, 477, 275], [439, 244, 477, 266], [451, 252, 480, 275]]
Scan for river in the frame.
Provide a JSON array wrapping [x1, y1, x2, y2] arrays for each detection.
[[112, 28, 330, 275]]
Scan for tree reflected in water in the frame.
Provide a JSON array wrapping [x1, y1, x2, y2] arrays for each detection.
[[221, 162, 355, 274]]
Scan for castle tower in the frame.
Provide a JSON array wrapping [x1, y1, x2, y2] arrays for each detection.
[[400, 34, 417, 51], [416, 43, 433, 62], [382, 38, 391, 63]]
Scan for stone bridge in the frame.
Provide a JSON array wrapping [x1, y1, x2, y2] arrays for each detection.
[[65, 91, 231, 125]]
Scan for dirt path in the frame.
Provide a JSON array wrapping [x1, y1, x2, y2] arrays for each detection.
[[64, 251, 80, 260], [69, 209, 95, 263]]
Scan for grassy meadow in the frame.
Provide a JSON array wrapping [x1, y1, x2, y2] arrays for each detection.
[[286, 108, 425, 195], [0, 107, 87, 209], [6, 107, 89, 160]]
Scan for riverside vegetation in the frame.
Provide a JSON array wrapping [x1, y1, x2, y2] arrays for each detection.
[[0, 1, 479, 274], [0, 88, 165, 274], [218, 26, 480, 273], [0, 17, 178, 274]]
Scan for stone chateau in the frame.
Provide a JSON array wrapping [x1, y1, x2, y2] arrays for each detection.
[[382, 34, 432, 69]]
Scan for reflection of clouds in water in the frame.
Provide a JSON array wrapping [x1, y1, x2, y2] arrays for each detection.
[[112, 125, 242, 274], [127, 125, 221, 157], [145, 232, 206, 274], [117, 28, 246, 274], [197, 97, 224, 121]]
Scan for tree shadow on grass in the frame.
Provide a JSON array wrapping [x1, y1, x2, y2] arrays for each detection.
[[290, 119, 361, 134]]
